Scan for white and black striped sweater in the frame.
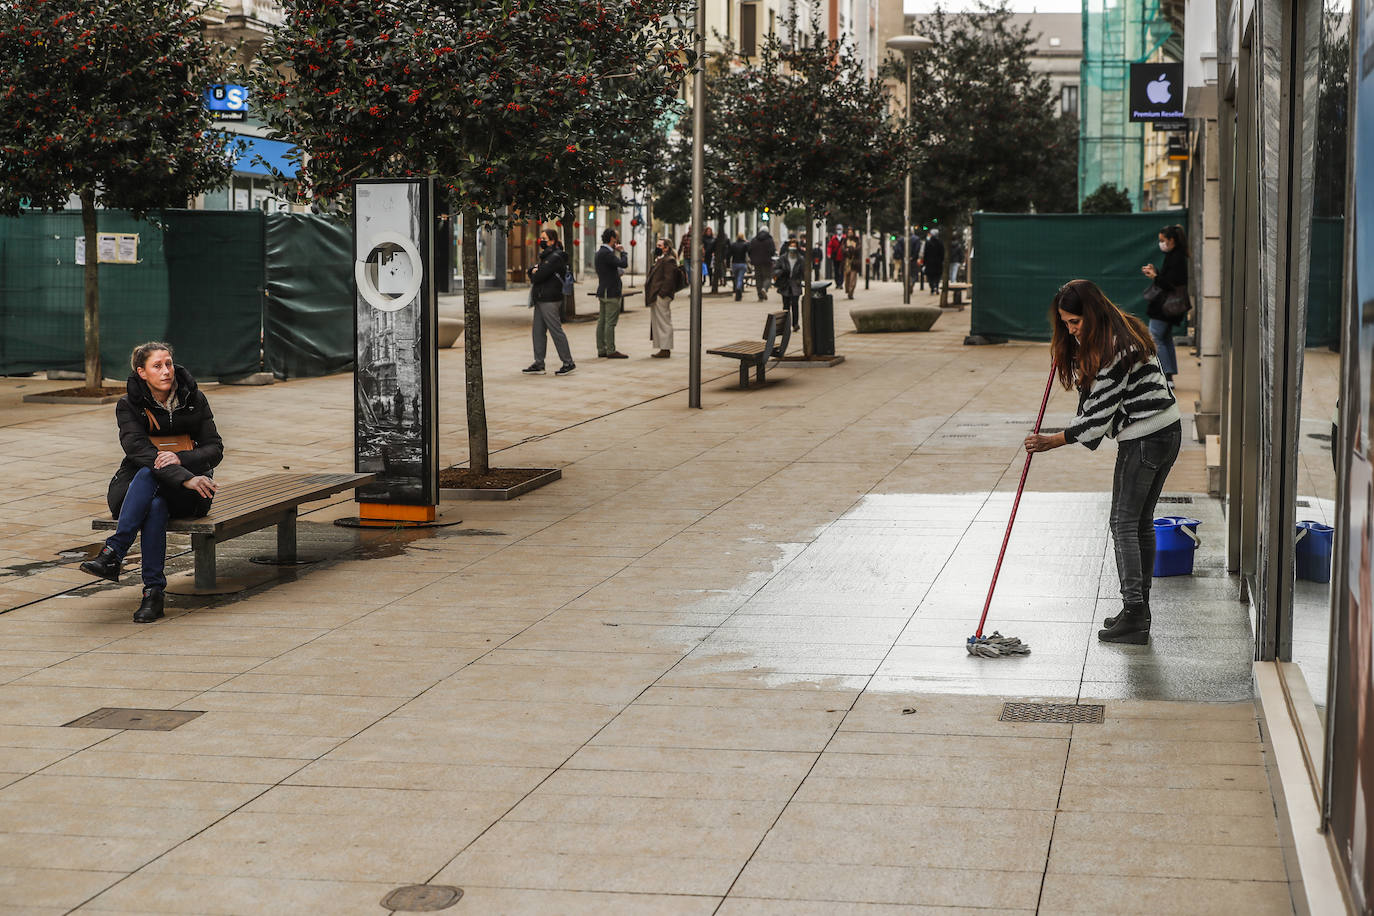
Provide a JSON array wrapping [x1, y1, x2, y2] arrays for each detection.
[[1063, 350, 1180, 450]]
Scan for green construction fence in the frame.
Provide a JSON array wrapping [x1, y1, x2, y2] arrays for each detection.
[[0, 210, 353, 380], [972, 211, 1345, 348], [971, 211, 1188, 342]]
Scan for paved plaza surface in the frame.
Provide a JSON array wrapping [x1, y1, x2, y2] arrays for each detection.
[[0, 280, 1292, 913]]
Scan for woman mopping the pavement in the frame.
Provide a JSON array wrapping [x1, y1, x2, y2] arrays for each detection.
[[81, 342, 222, 623], [1022, 280, 1181, 644]]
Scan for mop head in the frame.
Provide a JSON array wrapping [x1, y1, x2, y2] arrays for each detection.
[[967, 631, 1031, 658]]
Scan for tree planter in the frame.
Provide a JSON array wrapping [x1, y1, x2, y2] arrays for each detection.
[[439, 467, 561, 501]]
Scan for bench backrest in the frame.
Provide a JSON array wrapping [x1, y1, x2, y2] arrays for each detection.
[[763, 311, 791, 358]]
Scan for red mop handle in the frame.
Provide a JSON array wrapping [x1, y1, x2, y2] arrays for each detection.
[[974, 361, 1058, 639]]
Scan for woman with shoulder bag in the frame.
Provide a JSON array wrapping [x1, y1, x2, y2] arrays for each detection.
[[644, 238, 681, 358], [80, 342, 223, 623], [1141, 224, 1191, 387]]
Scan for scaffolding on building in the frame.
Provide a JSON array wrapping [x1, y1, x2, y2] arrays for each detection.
[[1079, 0, 1174, 211]]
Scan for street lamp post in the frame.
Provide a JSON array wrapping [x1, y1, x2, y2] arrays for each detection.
[[688, 1, 706, 408], [885, 33, 933, 306]]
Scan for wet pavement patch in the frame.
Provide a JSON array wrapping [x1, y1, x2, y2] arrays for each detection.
[[63, 708, 205, 731], [380, 884, 463, 911], [999, 702, 1105, 724]]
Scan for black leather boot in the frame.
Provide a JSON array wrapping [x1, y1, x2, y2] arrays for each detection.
[[133, 587, 164, 623], [1098, 603, 1149, 644], [80, 545, 122, 582], [1103, 591, 1150, 629]]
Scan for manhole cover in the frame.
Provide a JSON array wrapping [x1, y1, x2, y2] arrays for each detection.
[[63, 708, 205, 731], [999, 702, 1104, 724], [381, 885, 463, 912], [1157, 495, 1194, 504]]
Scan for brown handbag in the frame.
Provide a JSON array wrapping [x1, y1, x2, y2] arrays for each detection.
[[144, 408, 193, 453]]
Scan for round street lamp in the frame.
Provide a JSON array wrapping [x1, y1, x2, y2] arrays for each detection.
[[887, 33, 934, 304]]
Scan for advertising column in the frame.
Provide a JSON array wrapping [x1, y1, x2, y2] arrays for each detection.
[[352, 178, 439, 523]]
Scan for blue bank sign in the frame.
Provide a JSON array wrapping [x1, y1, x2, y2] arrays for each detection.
[[204, 84, 249, 121]]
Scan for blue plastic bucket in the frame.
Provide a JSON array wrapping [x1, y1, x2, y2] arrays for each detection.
[[1153, 517, 1201, 577], [1296, 521, 1335, 583]]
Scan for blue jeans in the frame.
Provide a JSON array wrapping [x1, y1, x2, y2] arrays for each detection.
[[1149, 319, 1178, 375], [105, 467, 170, 589], [1110, 421, 1182, 606], [732, 264, 747, 295]]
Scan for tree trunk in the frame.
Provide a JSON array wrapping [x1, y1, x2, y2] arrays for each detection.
[[461, 207, 490, 474], [562, 207, 577, 320], [801, 212, 814, 358], [80, 188, 101, 388]]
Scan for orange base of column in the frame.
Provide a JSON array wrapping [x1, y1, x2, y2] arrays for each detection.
[[356, 502, 437, 526]]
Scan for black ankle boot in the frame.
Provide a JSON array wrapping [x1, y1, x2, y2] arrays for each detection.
[[1098, 603, 1149, 644], [133, 588, 164, 623], [1103, 596, 1151, 629], [80, 545, 122, 582]]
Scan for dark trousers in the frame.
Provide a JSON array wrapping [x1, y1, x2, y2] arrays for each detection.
[[1109, 421, 1182, 606], [782, 294, 800, 329], [753, 265, 770, 299], [105, 467, 172, 589]]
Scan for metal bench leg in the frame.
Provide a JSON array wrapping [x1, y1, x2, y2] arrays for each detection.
[[277, 509, 298, 562], [756, 359, 766, 386], [739, 361, 749, 388], [191, 534, 216, 590]]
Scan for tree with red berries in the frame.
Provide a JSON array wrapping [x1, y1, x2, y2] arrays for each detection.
[[0, 0, 235, 389], [712, 21, 901, 356], [255, 0, 693, 473]]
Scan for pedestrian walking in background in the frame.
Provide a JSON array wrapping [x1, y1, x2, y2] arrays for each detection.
[[842, 232, 861, 299], [748, 227, 776, 301], [525, 228, 576, 376], [826, 229, 843, 281], [729, 232, 750, 301], [81, 342, 222, 623], [1023, 279, 1181, 645], [701, 226, 717, 290], [949, 235, 966, 285], [870, 234, 887, 281], [644, 238, 682, 358], [595, 227, 629, 359], [773, 236, 807, 331], [921, 228, 944, 297], [1142, 224, 1190, 386]]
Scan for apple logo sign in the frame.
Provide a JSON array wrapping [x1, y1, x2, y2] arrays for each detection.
[[1146, 74, 1172, 105]]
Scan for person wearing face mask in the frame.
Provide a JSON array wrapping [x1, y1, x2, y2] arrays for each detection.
[[80, 342, 223, 623], [644, 237, 683, 358], [524, 228, 576, 376], [772, 238, 807, 331], [1141, 224, 1190, 386], [1022, 280, 1180, 645]]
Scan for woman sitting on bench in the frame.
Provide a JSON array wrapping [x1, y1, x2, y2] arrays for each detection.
[[81, 342, 223, 623]]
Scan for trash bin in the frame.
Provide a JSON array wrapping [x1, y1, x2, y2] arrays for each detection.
[[1296, 521, 1335, 583], [809, 281, 835, 356]]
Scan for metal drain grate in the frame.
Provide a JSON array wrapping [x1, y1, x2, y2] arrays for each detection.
[[1296, 499, 1312, 508], [942, 434, 976, 439], [64, 708, 205, 731], [999, 702, 1104, 724], [381, 885, 463, 912], [1157, 496, 1194, 504]]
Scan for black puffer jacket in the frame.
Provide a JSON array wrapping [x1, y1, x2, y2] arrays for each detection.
[[1146, 247, 1189, 325], [528, 244, 569, 303], [107, 365, 224, 517]]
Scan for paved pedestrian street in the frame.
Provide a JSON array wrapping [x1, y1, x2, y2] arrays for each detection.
[[0, 282, 1293, 913]]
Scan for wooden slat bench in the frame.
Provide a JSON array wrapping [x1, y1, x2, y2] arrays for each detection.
[[93, 472, 374, 590], [948, 282, 972, 305], [706, 311, 793, 389]]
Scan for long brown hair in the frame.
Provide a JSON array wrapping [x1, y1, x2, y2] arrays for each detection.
[[1050, 279, 1156, 393]]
